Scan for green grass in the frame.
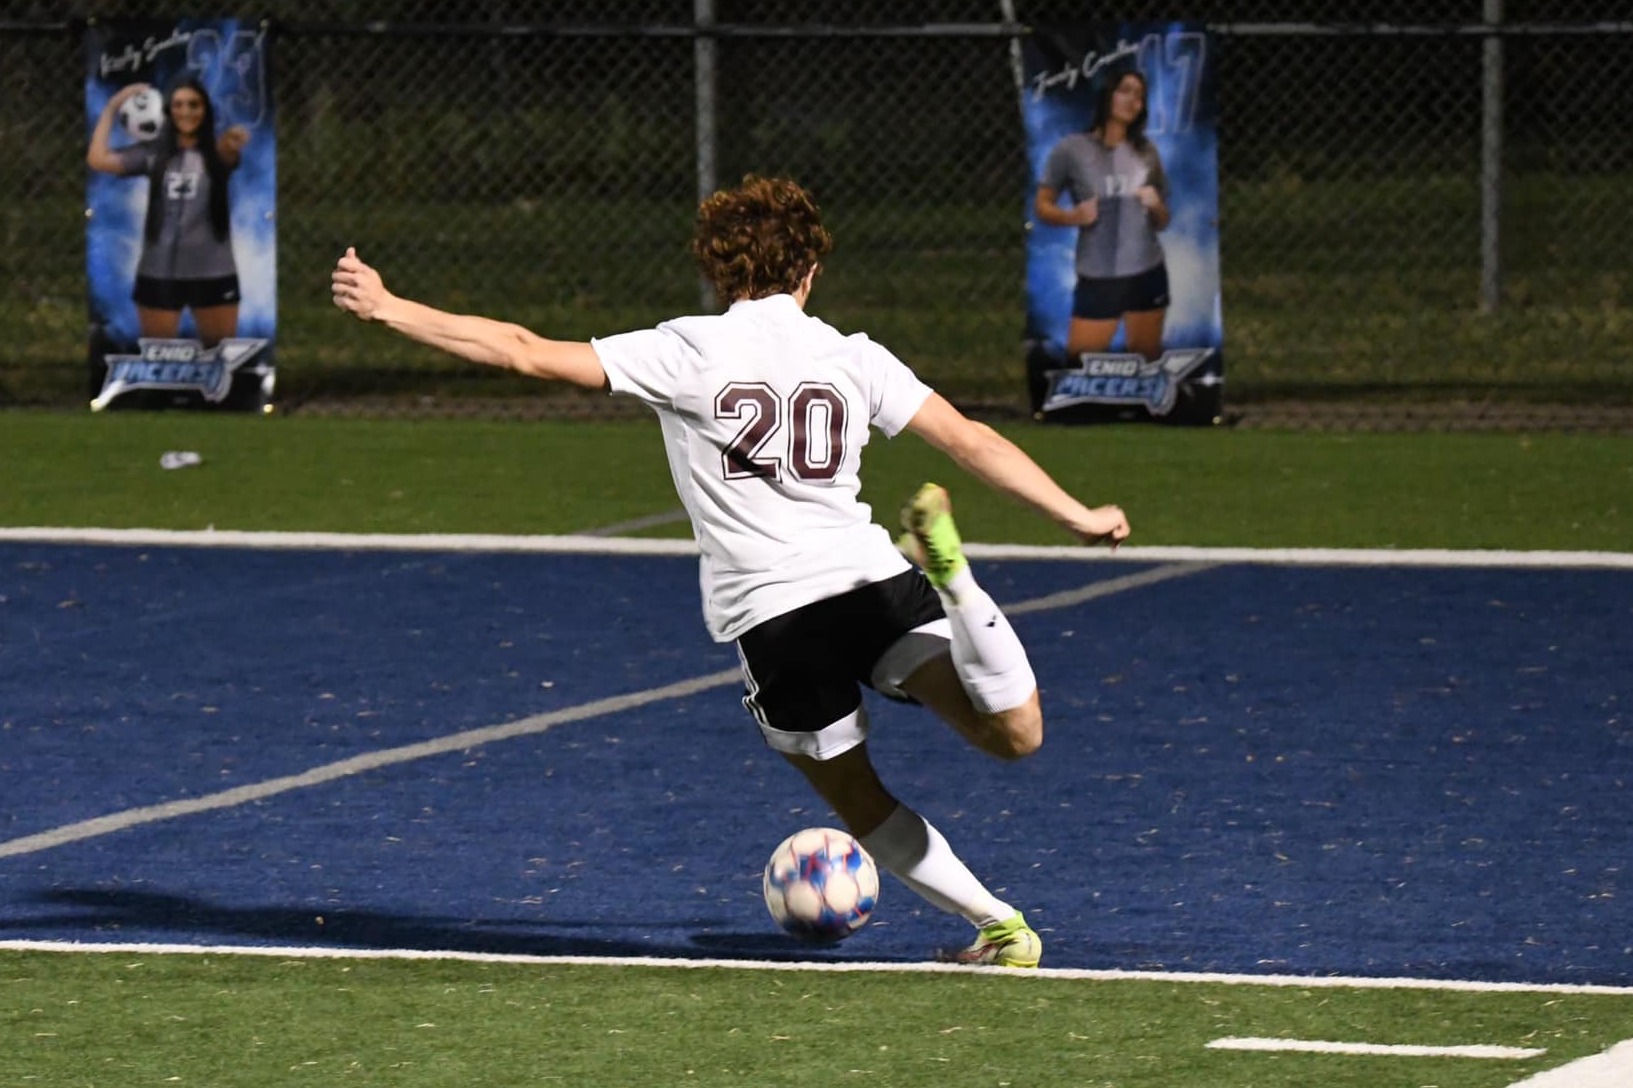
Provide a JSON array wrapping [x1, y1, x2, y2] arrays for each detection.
[[2, 411, 1629, 550], [1, 951, 1628, 1087]]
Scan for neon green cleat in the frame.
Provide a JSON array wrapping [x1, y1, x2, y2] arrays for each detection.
[[935, 911, 1043, 968], [897, 483, 969, 591]]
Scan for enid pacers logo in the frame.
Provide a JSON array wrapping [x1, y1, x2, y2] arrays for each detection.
[[92, 338, 269, 411], [1041, 349, 1217, 416]]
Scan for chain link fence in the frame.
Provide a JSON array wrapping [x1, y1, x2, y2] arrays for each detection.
[[3, 0, 1629, 425]]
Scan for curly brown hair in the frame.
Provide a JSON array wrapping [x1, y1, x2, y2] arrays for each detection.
[[691, 175, 834, 304]]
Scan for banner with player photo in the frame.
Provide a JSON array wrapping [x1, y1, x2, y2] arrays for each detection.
[[84, 17, 276, 411], [1019, 22, 1223, 425]]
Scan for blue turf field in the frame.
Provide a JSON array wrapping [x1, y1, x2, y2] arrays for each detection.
[[1, 543, 1628, 985]]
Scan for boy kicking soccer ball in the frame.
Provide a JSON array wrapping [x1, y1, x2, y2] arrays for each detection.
[[331, 175, 1129, 966]]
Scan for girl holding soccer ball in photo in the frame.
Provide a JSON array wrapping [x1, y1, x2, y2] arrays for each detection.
[[87, 77, 250, 347]]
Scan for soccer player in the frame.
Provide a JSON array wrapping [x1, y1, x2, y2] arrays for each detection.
[[331, 176, 1130, 967]]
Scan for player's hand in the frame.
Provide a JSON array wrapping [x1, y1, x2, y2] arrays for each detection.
[[110, 82, 151, 107], [1136, 185, 1163, 211], [1073, 197, 1100, 226], [331, 247, 389, 321], [103, 82, 150, 118], [218, 125, 250, 155], [1070, 504, 1130, 550]]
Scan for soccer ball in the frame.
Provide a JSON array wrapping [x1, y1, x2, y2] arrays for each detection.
[[118, 88, 165, 141], [762, 827, 879, 943]]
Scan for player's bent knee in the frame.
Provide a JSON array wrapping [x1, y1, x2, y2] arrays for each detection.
[[1007, 721, 1043, 760], [989, 701, 1043, 760]]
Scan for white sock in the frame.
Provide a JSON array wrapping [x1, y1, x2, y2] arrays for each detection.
[[935, 568, 1037, 714], [859, 804, 1013, 929]]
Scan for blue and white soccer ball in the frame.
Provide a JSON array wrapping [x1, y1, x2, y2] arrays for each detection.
[[118, 88, 165, 141], [762, 827, 879, 943]]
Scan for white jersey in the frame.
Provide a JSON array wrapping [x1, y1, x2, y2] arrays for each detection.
[[592, 294, 933, 642]]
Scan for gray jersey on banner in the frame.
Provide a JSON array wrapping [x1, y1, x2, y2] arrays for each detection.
[[112, 144, 239, 281], [1040, 134, 1168, 280]]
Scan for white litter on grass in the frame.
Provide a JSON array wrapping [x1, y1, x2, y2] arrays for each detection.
[[158, 451, 203, 470]]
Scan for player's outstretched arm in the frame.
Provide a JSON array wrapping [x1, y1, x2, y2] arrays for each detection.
[[904, 392, 1129, 547], [330, 247, 606, 390]]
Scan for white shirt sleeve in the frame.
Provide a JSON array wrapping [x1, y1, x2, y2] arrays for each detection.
[[591, 327, 696, 409], [858, 336, 933, 437]]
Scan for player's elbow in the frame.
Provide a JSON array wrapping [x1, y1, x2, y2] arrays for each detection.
[[1034, 189, 1064, 225], [505, 327, 552, 378], [510, 332, 603, 390]]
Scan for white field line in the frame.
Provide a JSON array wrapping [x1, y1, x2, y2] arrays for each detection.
[[1004, 562, 1215, 616], [0, 526, 1630, 569], [0, 669, 739, 860], [1, 940, 1631, 997], [0, 562, 1211, 860], [0, 527, 701, 555], [1508, 1040, 1633, 1087], [1207, 1036, 1544, 1059], [580, 509, 692, 537]]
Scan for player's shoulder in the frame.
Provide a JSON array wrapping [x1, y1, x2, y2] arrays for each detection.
[[659, 299, 901, 375], [654, 312, 718, 341], [1053, 130, 1100, 154], [660, 298, 799, 339], [798, 309, 862, 345], [799, 314, 905, 374], [650, 309, 757, 358], [742, 298, 867, 357]]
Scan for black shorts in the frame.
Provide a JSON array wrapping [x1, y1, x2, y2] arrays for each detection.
[[133, 274, 241, 311], [1072, 264, 1169, 321], [736, 568, 948, 758]]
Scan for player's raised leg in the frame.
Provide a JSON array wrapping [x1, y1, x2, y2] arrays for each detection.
[[896, 483, 1041, 760], [781, 744, 1039, 967], [891, 482, 1045, 966]]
